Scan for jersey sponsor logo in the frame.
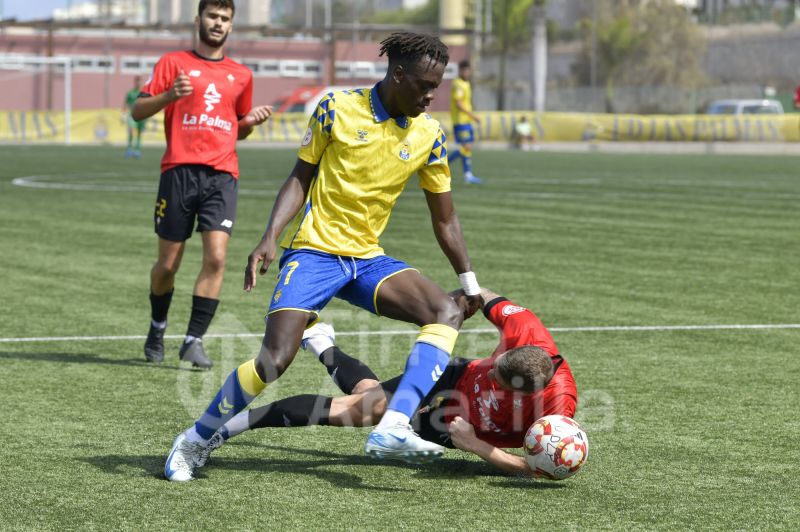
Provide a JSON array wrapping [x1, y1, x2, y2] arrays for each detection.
[[399, 146, 410, 161], [356, 129, 369, 142], [501, 305, 527, 316], [203, 83, 222, 111], [221, 219, 233, 228], [189, 70, 201, 77], [301, 127, 313, 146], [182, 113, 233, 132]]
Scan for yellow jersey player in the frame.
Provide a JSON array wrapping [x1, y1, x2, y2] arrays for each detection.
[[449, 60, 482, 184], [164, 32, 483, 481]]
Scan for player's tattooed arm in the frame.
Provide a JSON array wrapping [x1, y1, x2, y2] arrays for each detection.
[[479, 288, 502, 308]]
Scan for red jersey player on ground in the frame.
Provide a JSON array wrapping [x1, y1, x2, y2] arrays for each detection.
[[200, 287, 578, 476], [132, 0, 272, 368]]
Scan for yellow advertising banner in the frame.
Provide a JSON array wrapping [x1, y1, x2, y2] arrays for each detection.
[[1, 109, 799, 144]]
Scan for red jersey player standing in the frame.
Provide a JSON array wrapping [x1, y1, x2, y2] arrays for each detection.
[[132, 0, 272, 368], [199, 287, 578, 476]]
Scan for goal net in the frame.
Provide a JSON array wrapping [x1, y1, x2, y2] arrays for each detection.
[[0, 55, 74, 144]]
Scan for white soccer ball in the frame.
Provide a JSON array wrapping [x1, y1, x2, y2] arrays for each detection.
[[523, 414, 589, 480]]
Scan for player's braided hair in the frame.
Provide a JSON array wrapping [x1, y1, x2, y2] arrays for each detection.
[[198, 0, 235, 16], [378, 32, 450, 69], [497, 345, 555, 393]]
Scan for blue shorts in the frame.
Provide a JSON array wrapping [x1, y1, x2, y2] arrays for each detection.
[[453, 123, 475, 144], [268, 248, 416, 317]]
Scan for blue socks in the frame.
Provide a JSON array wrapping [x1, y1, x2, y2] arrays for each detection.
[[194, 359, 266, 440]]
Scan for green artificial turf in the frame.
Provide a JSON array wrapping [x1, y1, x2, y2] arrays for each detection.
[[0, 145, 797, 529]]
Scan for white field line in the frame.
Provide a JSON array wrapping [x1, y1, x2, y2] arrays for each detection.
[[1, 323, 799, 344]]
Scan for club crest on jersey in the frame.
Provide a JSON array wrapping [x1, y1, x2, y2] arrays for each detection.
[[227, 74, 235, 83], [204, 83, 222, 112], [301, 127, 313, 146], [399, 146, 410, 161]]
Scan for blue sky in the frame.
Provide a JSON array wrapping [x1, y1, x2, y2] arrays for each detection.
[[2, 0, 75, 21]]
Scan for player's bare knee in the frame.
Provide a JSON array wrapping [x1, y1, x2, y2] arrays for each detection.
[[154, 260, 180, 278], [367, 394, 388, 425], [351, 378, 380, 395], [203, 253, 226, 275], [436, 295, 463, 329], [255, 344, 296, 382]]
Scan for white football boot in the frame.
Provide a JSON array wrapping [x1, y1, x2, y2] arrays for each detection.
[[365, 423, 444, 464], [195, 432, 226, 469], [164, 431, 207, 482]]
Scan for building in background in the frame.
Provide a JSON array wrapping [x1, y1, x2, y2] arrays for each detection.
[[52, 1, 271, 26]]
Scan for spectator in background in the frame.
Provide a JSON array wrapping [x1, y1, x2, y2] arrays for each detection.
[[513, 116, 538, 152]]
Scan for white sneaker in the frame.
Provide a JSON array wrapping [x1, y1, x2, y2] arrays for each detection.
[[301, 322, 336, 357], [365, 423, 444, 464], [196, 432, 226, 468], [164, 431, 206, 482]]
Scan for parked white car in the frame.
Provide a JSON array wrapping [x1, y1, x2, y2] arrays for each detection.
[[706, 99, 784, 115]]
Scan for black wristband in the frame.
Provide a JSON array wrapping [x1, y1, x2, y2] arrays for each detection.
[[483, 297, 508, 319]]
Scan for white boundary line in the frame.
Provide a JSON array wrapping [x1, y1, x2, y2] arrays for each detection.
[[1, 323, 798, 344]]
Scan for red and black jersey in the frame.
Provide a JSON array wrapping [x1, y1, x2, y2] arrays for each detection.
[[141, 50, 253, 177], [446, 298, 578, 449]]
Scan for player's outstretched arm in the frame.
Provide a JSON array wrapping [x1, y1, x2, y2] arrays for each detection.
[[424, 190, 481, 308], [237, 105, 273, 140], [448, 289, 481, 322], [131, 70, 192, 121], [455, 100, 480, 124], [479, 287, 502, 308], [448, 416, 533, 476], [244, 159, 316, 291]]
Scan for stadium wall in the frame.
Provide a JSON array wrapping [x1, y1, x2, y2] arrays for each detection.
[[1, 109, 797, 144]]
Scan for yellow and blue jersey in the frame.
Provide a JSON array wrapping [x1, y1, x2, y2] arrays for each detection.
[[281, 84, 451, 258], [450, 77, 473, 126]]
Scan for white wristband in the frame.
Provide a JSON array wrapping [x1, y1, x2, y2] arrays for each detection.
[[458, 271, 481, 296]]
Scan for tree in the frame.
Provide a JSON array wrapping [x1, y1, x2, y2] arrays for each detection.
[[363, 0, 440, 25], [573, 0, 707, 111], [492, 0, 540, 110]]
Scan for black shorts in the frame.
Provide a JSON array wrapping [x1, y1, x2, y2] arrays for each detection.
[[153, 164, 238, 241], [381, 357, 471, 449]]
